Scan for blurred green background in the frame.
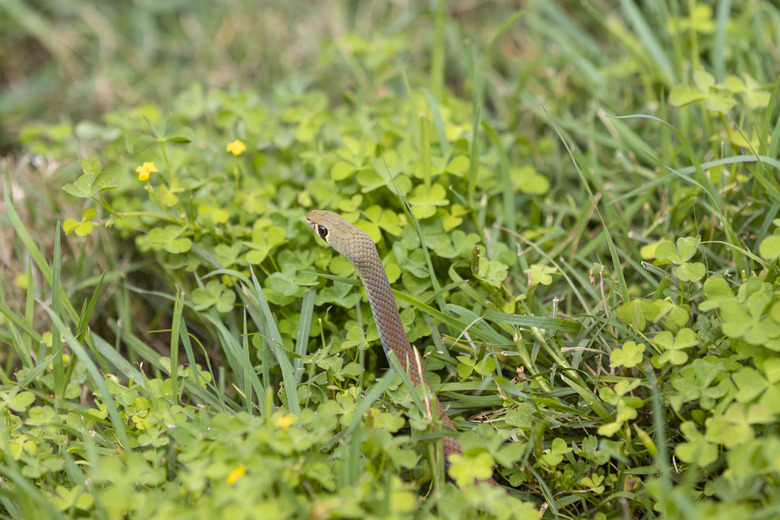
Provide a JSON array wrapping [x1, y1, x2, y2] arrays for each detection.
[[0, 0, 526, 151]]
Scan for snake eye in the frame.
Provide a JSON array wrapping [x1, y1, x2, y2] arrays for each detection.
[[317, 225, 329, 240]]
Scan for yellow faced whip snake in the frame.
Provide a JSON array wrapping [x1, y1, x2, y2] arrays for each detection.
[[307, 209, 499, 487]]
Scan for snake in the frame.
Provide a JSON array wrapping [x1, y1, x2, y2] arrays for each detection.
[[307, 209, 499, 487]]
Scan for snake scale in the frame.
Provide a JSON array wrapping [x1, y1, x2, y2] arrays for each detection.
[[307, 209, 499, 487]]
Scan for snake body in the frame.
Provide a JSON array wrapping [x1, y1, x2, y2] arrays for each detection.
[[307, 209, 498, 486]]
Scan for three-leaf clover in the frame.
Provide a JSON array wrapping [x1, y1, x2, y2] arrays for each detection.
[[615, 299, 661, 332], [654, 236, 706, 282], [653, 328, 699, 366], [609, 341, 645, 368], [524, 264, 557, 287], [136, 226, 192, 254], [456, 355, 496, 379], [64, 208, 98, 236], [541, 438, 572, 467], [448, 452, 496, 488], [192, 280, 236, 313], [62, 170, 117, 199], [675, 421, 718, 466]]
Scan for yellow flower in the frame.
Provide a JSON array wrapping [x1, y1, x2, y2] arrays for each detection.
[[226, 465, 246, 485], [135, 162, 159, 181], [273, 413, 297, 431], [226, 139, 246, 156]]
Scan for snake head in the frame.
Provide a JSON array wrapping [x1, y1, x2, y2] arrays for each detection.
[[307, 209, 340, 244], [307, 209, 378, 268]]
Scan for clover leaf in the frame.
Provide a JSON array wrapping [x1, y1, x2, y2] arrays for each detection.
[[192, 280, 236, 313], [476, 257, 508, 287], [62, 172, 118, 199], [448, 452, 495, 488], [675, 421, 718, 466], [654, 236, 705, 281], [610, 341, 645, 368], [525, 263, 557, 286], [64, 208, 98, 236], [541, 438, 573, 467], [759, 235, 780, 261], [246, 225, 286, 265], [705, 402, 772, 448], [136, 226, 192, 254], [0, 390, 36, 412], [669, 71, 734, 113], [511, 165, 550, 195], [408, 183, 448, 219], [653, 328, 698, 366], [615, 300, 661, 332]]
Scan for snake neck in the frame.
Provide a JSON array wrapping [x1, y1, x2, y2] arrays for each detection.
[[354, 251, 467, 459], [354, 253, 422, 387]]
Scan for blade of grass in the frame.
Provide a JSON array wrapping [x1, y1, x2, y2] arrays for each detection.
[[0, 462, 65, 520], [169, 288, 184, 403], [420, 114, 432, 188], [294, 289, 315, 385], [712, 0, 732, 81], [243, 267, 300, 415], [619, 0, 674, 84], [423, 89, 450, 158], [42, 305, 130, 449], [52, 221, 64, 398], [2, 175, 78, 322]]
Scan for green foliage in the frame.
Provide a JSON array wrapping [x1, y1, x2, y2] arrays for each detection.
[[3, 1, 780, 519]]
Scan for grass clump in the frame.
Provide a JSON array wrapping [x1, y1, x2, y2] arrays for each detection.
[[2, 1, 780, 518]]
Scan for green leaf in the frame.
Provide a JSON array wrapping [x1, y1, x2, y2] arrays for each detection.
[[79, 158, 102, 175], [732, 367, 768, 402], [7, 391, 36, 412], [511, 166, 550, 195], [524, 264, 557, 286], [676, 236, 701, 262], [699, 276, 734, 311], [657, 349, 688, 366], [720, 303, 754, 338], [165, 237, 192, 254], [126, 133, 158, 153], [445, 155, 470, 176], [82, 207, 98, 221], [654, 241, 681, 264], [331, 161, 357, 181], [74, 221, 94, 237], [673, 262, 706, 281], [597, 421, 622, 437], [609, 341, 645, 368], [408, 183, 448, 219], [676, 425, 718, 466], [192, 280, 236, 313], [669, 85, 707, 107], [615, 300, 661, 332], [62, 172, 118, 198], [504, 403, 533, 428], [163, 126, 193, 143], [541, 437, 572, 466], [693, 70, 715, 90], [476, 257, 508, 287], [720, 75, 746, 93], [705, 92, 734, 113], [63, 218, 80, 235], [448, 452, 495, 487], [759, 235, 780, 260]]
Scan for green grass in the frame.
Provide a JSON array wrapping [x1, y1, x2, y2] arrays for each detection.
[[2, 1, 780, 518]]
